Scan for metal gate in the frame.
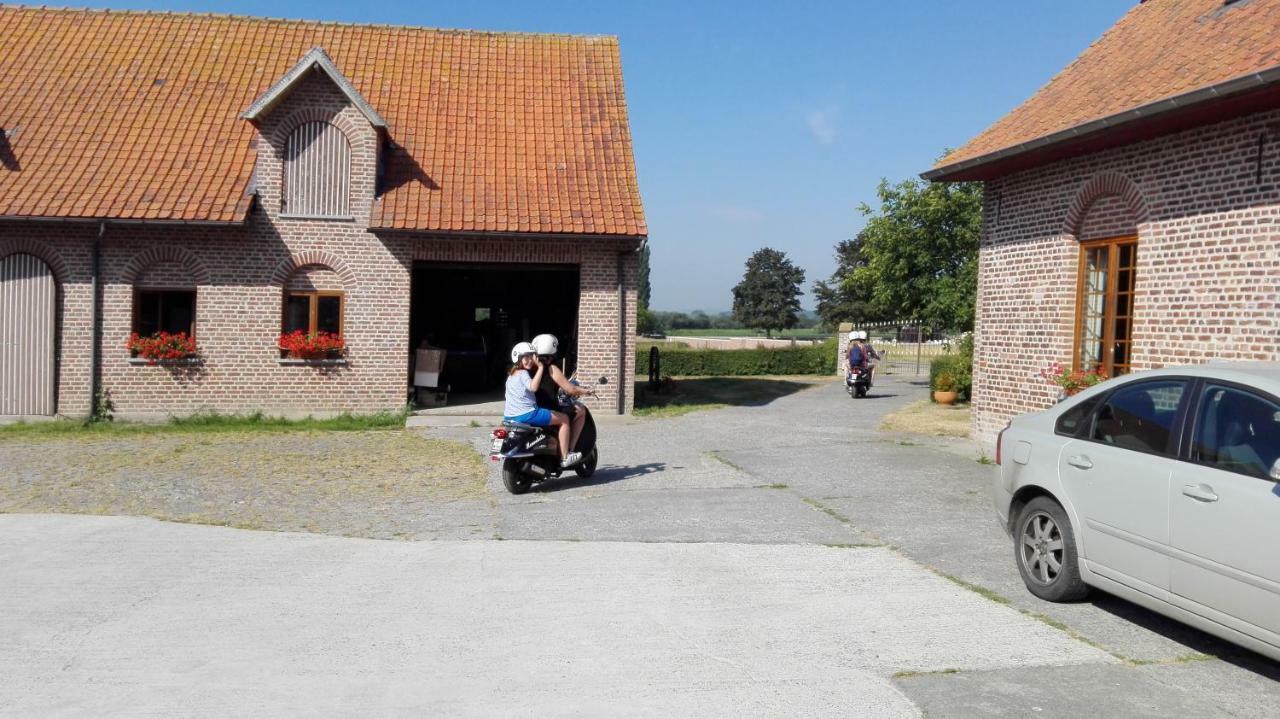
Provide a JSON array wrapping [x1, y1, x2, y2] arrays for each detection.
[[0, 254, 56, 415]]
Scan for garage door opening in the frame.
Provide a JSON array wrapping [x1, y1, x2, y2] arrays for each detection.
[[410, 263, 579, 405]]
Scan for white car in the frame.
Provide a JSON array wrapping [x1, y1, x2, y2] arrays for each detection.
[[994, 363, 1280, 661]]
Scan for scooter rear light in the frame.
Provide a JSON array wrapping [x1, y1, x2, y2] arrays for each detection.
[[492, 428, 507, 439]]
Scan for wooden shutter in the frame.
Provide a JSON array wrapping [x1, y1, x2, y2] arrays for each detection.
[[284, 122, 351, 217]]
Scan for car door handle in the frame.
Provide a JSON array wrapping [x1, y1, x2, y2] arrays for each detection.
[[1181, 484, 1219, 503], [1066, 454, 1093, 470]]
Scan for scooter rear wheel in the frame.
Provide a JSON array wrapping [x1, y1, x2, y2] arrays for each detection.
[[574, 447, 598, 478], [502, 459, 532, 494]]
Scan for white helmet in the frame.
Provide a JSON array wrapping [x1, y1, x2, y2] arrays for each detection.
[[531, 333, 559, 356], [510, 341, 536, 363]]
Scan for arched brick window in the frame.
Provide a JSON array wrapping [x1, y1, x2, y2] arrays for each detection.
[[283, 122, 351, 218]]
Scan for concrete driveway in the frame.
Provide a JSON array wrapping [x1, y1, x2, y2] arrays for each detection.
[[2, 375, 1277, 716]]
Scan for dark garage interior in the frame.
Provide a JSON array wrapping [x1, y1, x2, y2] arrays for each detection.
[[410, 263, 580, 396]]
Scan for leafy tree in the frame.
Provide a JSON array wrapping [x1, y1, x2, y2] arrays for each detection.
[[850, 177, 982, 331], [812, 236, 879, 330], [637, 245, 652, 310], [731, 248, 806, 338]]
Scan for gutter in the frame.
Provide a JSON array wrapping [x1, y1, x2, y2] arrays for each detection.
[[924, 64, 1280, 182], [376, 227, 648, 243], [0, 215, 246, 227], [90, 222, 104, 419]]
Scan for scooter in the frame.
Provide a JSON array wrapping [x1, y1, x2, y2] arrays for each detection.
[[846, 365, 871, 399], [489, 377, 605, 494]]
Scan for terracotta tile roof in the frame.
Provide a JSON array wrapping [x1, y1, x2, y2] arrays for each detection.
[[932, 0, 1280, 179], [0, 6, 647, 235]]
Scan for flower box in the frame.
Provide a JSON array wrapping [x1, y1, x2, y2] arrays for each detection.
[[278, 330, 346, 360], [1039, 362, 1107, 399], [127, 331, 199, 365]]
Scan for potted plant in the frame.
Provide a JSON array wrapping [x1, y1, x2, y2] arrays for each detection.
[[127, 331, 199, 365], [1039, 362, 1108, 400], [933, 371, 959, 405], [278, 330, 346, 360]]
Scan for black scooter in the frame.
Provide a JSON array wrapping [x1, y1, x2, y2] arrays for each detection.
[[489, 377, 605, 494], [846, 365, 871, 398]]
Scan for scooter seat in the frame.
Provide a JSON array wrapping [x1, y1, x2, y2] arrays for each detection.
[[502, 420, 539, 430]]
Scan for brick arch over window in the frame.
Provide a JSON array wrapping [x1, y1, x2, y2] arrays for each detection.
[[0, 238, 70, 285], [269, 108, 367, 151], [121, 246, 210, 287], [1062, 171, 1151, 239], [269, 250, 357, 290]]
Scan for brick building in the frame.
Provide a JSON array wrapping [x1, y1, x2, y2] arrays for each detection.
[[0, 7, 646, 419], [925, 0, 1280, 444]]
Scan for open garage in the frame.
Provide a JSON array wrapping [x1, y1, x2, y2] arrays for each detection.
[[409, 263, 580, 395]]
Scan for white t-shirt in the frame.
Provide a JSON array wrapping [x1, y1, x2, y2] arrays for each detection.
[[504, 371, 538, 418]]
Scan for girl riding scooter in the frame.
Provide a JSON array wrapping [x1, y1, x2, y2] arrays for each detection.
[[503, 342, 580, 468]]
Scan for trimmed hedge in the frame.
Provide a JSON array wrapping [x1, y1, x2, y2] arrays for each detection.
[[637, 339, 836, 377]]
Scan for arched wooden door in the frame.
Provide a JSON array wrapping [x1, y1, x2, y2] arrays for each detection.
[[0, 254, 56, 415]]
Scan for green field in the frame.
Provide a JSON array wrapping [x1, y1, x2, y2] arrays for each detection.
[[664, 328, 830, 340]]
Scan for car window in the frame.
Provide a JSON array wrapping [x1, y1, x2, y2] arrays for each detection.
[[1055, 396, 1100, 437], [1190, 385, 1280, 482], [1089, 380, 1186, 455]]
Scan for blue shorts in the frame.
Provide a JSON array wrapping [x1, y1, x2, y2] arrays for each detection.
[[506, 408, 554, 426]]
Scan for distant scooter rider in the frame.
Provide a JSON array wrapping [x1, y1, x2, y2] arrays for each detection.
[[847, 331, 879, 386], [530, 333, 593, 454]]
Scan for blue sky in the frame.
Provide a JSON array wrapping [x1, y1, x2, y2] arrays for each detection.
[[80, 0, 1132, 311]]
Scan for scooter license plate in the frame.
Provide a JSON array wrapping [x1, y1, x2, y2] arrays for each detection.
[[490, 438, 503, 452]]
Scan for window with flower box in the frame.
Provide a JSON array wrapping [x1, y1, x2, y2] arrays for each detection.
[[129, 288, 198, 362]]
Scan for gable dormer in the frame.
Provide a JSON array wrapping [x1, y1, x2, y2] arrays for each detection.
[[242, 48, 385, 225]]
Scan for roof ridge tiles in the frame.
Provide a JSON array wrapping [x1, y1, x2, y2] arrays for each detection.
[[0, 3, 619, 42]]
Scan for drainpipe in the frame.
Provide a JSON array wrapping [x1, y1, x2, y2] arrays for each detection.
[[616, 251, 626, 415], [90, 222, 104, 418]]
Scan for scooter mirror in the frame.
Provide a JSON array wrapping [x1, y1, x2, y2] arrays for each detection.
[[598, 376, 609, 385]]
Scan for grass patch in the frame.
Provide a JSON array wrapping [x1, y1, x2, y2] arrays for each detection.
[[892, 668, 961, 679], [879, 399, 971, 438], [0, 428, 487, 539], [634, 376, 822, 418], [802, 496, 854, 525], [0, 410, 408, 440]]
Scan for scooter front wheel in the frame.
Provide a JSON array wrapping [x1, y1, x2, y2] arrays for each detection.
[[502, 459, 533, 494]]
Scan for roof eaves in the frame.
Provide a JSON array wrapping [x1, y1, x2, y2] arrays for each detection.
[[924, 63, 1280, 183], [241, 46, 388, 128]]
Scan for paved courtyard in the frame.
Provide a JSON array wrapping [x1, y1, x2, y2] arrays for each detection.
[[2, 375, 1277, 716]]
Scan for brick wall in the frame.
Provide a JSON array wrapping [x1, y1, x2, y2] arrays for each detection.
[[974, 107, 1280, 444], [0, 68, 639, 418]]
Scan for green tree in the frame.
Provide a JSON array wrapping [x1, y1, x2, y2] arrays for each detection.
[[731, 248, 806, 338], [851, 177, 982, 331], [812, 236, 879, 330], [637, 245, 652, 310]]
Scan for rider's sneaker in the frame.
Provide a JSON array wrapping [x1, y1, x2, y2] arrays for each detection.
[[560, 451, 583, 468]]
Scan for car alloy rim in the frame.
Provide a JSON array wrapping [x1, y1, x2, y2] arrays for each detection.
[[1019, 510, 1065, 585]]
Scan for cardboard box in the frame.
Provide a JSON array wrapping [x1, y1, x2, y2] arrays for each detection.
[[414, 348, 446, 388]]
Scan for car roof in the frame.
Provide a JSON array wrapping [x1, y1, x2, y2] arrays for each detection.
[[1122, 362, 1280, 393]]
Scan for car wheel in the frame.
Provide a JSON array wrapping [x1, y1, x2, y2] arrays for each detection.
[[1014, 496, 1089, 602], [502, 459, 532, 495], [574, 447, 598, 478]]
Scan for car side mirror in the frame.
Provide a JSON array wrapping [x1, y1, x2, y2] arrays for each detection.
[[598, 376, 609, 385]]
